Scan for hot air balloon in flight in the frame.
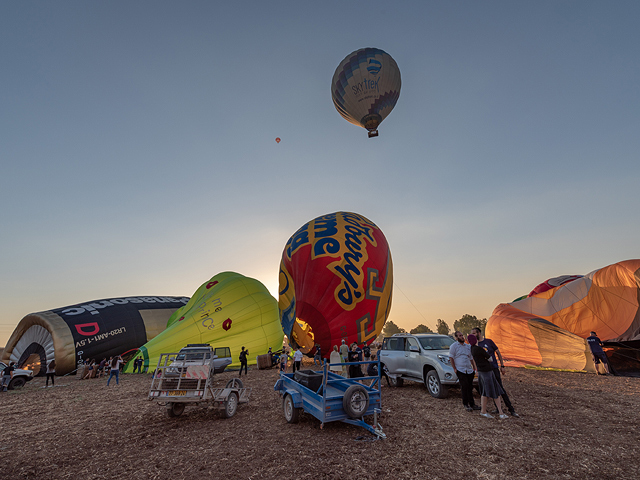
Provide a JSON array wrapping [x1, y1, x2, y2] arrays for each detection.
[[279, 212, 393, 358], [275, 137, 281, 143], [487, 260, 640, 376], [331, 47, 401, 138], [124, 272, 283, 372]]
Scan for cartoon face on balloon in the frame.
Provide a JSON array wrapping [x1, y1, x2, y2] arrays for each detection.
[[279, 212, 393, 356]]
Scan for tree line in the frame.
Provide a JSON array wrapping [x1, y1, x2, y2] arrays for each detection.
[[380, 314, 488, 339]]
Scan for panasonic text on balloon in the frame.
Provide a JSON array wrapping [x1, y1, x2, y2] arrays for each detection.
[[61, 296, 189, 316]]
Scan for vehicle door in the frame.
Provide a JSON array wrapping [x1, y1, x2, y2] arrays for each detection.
[[379, 337, 406, 374], [404, 337, 423, 379]]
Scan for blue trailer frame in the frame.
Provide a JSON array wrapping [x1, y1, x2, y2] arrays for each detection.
[[274, 359, 386, 438]]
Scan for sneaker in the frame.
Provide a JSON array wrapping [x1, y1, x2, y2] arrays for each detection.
[[499, 414, 509, 419], [471, 405, 481, 411], [480, 413, 494, 419], [465, 406, 473, 412], [510, 411, 520, 418]]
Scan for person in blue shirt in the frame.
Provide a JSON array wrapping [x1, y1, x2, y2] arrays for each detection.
[[472, 327, 519, 418], [587, 331, 610, 375]]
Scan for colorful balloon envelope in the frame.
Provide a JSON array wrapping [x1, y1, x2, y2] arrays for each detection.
[[279, 212, 393, 356], [125, 272, 283, 372], [331, 47, 401, 138], [487, 259, 640, 375]]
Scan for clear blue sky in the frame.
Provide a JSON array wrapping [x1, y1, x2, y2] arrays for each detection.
[[2, 1, 639, 345]]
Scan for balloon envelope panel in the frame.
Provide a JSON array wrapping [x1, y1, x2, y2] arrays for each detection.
[[331, 47, 401, 134], [279, 212, 393, 357], [487, 260, 640, 373], [127, 272, 283, 372], [1, 296, 189, 375]]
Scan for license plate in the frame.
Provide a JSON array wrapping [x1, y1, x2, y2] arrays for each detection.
[[168, 390, 187, 396]]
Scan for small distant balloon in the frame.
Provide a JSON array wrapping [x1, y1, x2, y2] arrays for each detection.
[[275, 137, 281, 143]]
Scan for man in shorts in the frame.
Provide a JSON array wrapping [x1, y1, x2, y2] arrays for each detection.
[[587, 331, 610, 375]]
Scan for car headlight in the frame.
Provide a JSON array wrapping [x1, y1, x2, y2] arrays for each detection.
[[437, 355, 451, 366]]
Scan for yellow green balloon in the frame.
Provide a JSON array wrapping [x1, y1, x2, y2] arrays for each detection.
[[125, 272, 283, 372]]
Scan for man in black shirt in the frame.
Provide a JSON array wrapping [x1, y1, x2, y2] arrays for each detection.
[[1, 362, 15, 392], [239, 346, 248, 376], [587, 331, 610, 375]]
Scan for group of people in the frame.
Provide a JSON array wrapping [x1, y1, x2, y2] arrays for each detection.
[[449, 328, 519, 419], [328, 340, 378, 378], [78, 356, 124, 385]]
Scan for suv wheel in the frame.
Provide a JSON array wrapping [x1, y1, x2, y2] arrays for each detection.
[[9, 377, 26, 390], [382, 364, 403, 387], [425, 370, 448, 399]]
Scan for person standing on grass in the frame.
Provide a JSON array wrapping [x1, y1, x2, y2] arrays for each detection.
[[468, 334, 508, 419], [587, 331, 611, 375], [330, 346, 343, 376], [106, 355, 123, 386], [280, 350, 290, 373], [471, 327, 520, 418], [239, 346, 249, 376], [293, 348, 303, 373], [313, 344, 322, 366], [45, 360, 56, 387], [2, 362, 15, 392], [83, 359, 95, 380], [449, 331, 480, 412]]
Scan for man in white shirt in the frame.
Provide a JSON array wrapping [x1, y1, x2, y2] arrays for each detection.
[[293, 348, 303, 373], [449, 331, 479, 412]]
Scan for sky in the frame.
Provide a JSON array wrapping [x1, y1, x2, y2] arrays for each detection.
[[1, 1, 639, 346]]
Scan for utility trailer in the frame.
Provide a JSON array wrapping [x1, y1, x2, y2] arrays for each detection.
[[148, 352, 250, 418], [274, 360, 385, 438]]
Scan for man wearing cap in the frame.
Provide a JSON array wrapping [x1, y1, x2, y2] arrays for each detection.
[[587, 331, 610, 375], [449, 331, 480, 412], [471, 327, 519, 417]]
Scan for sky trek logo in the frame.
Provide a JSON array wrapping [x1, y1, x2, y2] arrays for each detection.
[[367, 59, 382, 75], [351, 58, 382, 96]]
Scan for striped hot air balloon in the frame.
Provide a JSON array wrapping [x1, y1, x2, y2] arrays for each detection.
[[331, 48, 401, 138]]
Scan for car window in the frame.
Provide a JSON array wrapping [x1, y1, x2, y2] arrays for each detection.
[[406, 337, 420, 351], [387, 337, 405, 351], [417, 336, 455, 350]]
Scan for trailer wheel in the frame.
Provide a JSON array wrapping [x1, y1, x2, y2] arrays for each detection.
[[343, 385, 370, 419], [226, 378, 244, 389], [283, 394, 301, 424], [222, 392, 238, 418], [166, 402, 185, 418]]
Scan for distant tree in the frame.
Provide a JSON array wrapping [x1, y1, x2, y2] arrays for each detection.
[[435, 319, 450, 335], [382, 320, 405, 337], [453, 314, 487, 335], [410, 324, 433, 334]]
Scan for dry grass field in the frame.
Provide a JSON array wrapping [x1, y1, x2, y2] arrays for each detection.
[[2, 363, 639, 480]]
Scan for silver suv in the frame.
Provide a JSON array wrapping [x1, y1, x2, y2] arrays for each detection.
[[379, 333, 458, 398]]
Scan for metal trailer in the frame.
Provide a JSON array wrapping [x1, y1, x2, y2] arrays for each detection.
[[148, 352, 250, 418], [273, 359, 386, 438]]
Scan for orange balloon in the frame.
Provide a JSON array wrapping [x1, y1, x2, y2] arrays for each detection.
[[275, 137, 281, 143]]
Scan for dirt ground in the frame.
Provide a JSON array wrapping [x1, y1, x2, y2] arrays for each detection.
[[2, 362, 639, 480]]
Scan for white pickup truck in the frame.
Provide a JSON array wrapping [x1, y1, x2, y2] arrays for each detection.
[[0, 361, 34, 390]]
